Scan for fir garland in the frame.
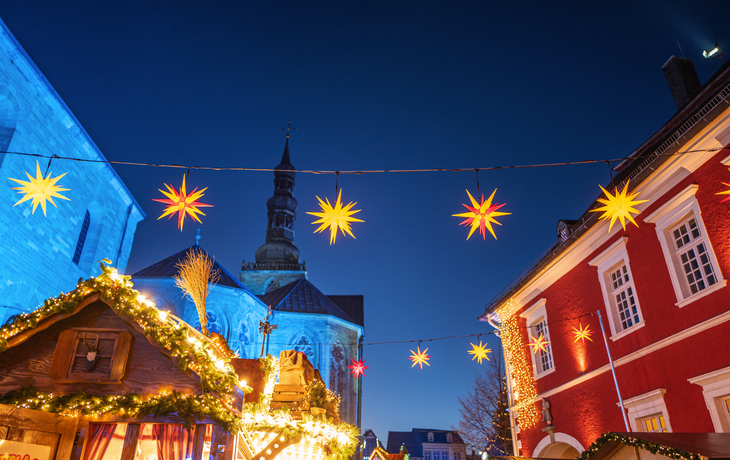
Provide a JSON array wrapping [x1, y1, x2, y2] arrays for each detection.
[[579, 432, 702, 460], [0, 386, 243, 432]]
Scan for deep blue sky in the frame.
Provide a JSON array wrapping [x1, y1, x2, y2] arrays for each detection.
[[2, 0, 729, 443]]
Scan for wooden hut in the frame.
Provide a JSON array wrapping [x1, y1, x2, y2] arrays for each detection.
[[0, 262, 357, 460]]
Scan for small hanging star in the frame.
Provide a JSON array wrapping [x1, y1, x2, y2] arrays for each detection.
[[468, 341, 492, 364], [409, 346, 431, 369], [528, 333, 550, 354], [307, 189, 363, 244], [347, 357, 368, 377], [590, 179, 648, 232], [572, 323, 594, 343], [716, 169, 730, 202], [8, 160, 70, 216], [153, 175, 213, 231], [453, 189, 510, 240]]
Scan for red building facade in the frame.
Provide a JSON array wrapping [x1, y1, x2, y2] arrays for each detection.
[[481, 58, 730, 457]]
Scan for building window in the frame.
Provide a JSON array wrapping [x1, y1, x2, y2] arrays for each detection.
[[50, 328, 132, 383], [622, 388, 672, 433], [454, 454, 460, 460], [433, 452, 440, 460], [446, 433, 453, 443], [688, 366, 730, 432], [671, 217, 718, 295], [73, 210, 90, 265], [441, 451, 449, 460], [589, 237, 644, 339], [639, 413, 668, 433], [644, 185, 726, 307], [428, 432, 434, 443], [425, 452, 432, 460], [519, 299, 555, 378]]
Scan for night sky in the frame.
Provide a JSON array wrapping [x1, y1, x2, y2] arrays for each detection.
[[2, 0, 729, 443]]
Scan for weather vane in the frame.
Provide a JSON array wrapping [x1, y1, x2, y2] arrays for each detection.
[[279, 119, 297, 138], [259, 305, 278, 357]]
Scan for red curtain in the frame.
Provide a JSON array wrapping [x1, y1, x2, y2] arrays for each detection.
[[83, 423, 118, 460], [153, 425, 194, 460]]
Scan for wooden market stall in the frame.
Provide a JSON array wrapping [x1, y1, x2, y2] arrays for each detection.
[[0, 262, 357, 460]]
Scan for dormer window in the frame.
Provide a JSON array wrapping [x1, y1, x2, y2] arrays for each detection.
[[446, 433, 452, 443], [428, 432, 434, 442]]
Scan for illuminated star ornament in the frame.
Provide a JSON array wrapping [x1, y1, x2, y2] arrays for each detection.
[[347, 358, 368, 377], [306, 189, 363, 244], [528, 333, 550, 354], [8, 161, 70, 216], [153, 175, 213, 231], [409, 346, 431, 369], [572, 323, 594, 343], [453, 189, 510, 240], [716, 169, 730, 202], [590, 179, 648, 232], [468, 341, 492, 364]]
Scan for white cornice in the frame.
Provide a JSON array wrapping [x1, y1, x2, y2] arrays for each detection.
[[643, 184, 699, 224]]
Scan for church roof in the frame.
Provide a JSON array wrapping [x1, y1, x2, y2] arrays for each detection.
[[132, 245, 252, 292], [259, 278, 356, 324]]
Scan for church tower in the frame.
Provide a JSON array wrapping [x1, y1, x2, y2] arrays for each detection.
[[240, 134, 307, 294]]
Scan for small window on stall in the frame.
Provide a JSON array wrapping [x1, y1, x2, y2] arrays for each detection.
[[137, 424, 196, 460], [83, 423, 127, 460]]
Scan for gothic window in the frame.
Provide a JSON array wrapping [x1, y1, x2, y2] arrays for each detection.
[[293, 336, 314, 360], [73, 211, 91, 265], [0, 89, 18, 169], [238, 323, 250, 345], [205, 311, 221, 335], [330, 344, 345, 396]]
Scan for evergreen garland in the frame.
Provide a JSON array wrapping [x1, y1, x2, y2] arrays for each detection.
[[578, 432, 702, 460]]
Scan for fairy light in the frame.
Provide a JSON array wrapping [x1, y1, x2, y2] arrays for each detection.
[[496, 300, 539, 429]]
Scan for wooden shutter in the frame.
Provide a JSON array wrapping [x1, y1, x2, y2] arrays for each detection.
[[49, 330, 77, 379], [109, 330, 132, 382]]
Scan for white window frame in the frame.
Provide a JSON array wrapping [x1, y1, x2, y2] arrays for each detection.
[[620, 388, 673, 433], [589, 237, 645, 340], [644, 184, 726, 307], [688, 366, 730, 432], [519, 298, 555, 379]]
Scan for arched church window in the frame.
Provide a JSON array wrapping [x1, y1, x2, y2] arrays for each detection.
[[330, 344, 345, 396], [205, 311, 222, 336], [73, 211, 90, 265], [0, 89, 18, 169], [264, 278, 280, 294], [293, 336, 314, 361]]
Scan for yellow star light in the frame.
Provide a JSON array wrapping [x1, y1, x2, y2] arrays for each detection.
[[453, 189, 510, 240], [468, 341, 491, 364], [8, 161, 70, 216], [306, 189, 363, 244], [716, 169, 730, 203], [572, 323, 593, 343], [528, 333, 550, 354], [409, 346, 431, 369], [153, 175, 213, 231], [590, 179, 648, 232]]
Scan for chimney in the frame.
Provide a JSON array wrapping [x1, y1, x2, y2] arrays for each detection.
[[662, 56, 702, 111]]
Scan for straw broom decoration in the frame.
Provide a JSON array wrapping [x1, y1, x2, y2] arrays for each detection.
[[174, 249, 221, 336]]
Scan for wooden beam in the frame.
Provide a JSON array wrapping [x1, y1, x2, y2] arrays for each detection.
[[120, 424, 141, 460]]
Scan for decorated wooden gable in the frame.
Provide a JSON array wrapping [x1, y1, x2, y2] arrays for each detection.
[[0, 262, 359, 460]]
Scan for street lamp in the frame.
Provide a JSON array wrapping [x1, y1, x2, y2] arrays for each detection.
[[703, 43, 724, 61]]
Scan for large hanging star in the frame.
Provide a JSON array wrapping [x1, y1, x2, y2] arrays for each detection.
[[347, 358, 368, 377], [306, 189, 363, 244], [8, 161, 70, 216], [153, 175, 213, 231], [590, 179, 648, 232], [453, 189, 510, 240], [468, 341, 492, 364], [409, 346, 431, 369], [572, 323, 594, 343], [528, 333, 550, 354]]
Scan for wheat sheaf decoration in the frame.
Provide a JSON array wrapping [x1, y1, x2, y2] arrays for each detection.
[[174, 249, 221, 336]]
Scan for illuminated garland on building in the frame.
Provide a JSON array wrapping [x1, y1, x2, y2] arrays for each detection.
[[496, 301, 539, 429], [578, 433, 701, 460]]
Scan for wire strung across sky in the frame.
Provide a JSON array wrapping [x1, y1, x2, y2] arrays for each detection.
[[0, 147, 722, 176], [261, 311, 597, 347]]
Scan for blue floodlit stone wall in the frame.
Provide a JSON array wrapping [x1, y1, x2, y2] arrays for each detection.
[[132, 276, 362, 425], [0, 20, 144, 321]]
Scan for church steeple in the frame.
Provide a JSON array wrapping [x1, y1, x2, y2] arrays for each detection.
[[254, 138, 300, 264]]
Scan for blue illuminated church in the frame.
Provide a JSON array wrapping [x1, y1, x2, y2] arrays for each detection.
[[0, 18, 144, 321], [131, 135, 364, 427]]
